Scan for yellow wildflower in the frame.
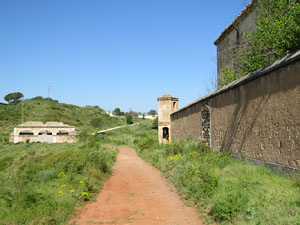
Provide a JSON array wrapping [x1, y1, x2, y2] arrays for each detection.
[[81, 192, 88, 197], [57, 171, 66, 178]]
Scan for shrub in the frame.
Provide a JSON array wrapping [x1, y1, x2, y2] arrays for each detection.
[[210, 191, 249, 222], [152, 118, 158, 129], [138, 136, 157, 151], [90, 118, 103, 128], [79, 129, 89, 143], [165, 141, 185, 156], [126, 114, 133, 125]]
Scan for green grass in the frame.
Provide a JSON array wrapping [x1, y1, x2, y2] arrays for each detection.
[[0, 96, 125, 143], [135, 139, 300, 225], [0, 140, 118, 225], [99, 119, 157, 147]]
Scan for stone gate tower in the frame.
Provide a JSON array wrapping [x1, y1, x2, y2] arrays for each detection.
[[157, 94, 178, 143]]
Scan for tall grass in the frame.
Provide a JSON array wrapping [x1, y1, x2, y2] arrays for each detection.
[[0, 139, 117, 225]]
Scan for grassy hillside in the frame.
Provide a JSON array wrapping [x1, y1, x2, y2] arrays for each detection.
[[0, 96, 125, 143], [0, 97, 144, 224]]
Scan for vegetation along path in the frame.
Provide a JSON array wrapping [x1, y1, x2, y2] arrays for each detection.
[[70, 146, 203, 225]]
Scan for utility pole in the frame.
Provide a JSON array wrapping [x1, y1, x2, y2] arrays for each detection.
[[48, 86, 51, 99], [21, 98, 24, 124]]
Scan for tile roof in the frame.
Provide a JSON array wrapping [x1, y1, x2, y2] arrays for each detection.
[[17, 121, 74, 127]]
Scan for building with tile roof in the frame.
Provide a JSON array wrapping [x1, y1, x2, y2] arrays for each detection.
[[9, 121, 78, 143]]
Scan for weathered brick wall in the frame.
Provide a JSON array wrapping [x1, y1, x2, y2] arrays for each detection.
[[171, 51, 300, 171]]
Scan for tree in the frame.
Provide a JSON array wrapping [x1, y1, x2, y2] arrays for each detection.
[[239, 0, 300, 75], [4, 92, 24, 104], [113, 108, 122, 116], [125, 109, 138, 118], [148, 109, 157, 116], [126, 114, 133, 124], [220, 0, 300, 86]]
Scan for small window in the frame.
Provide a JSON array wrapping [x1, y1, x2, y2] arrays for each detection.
[[173, 102, 177, 109], [163, 105, 166, 111]]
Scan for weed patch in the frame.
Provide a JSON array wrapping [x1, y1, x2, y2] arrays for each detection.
[[0, 142, 117, 225]]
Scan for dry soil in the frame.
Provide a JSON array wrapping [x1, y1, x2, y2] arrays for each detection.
[[70, 146, 203, 225]]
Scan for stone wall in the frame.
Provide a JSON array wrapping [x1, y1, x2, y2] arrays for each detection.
[[171, 100, 208, 142], [171, 51, 300, 171]]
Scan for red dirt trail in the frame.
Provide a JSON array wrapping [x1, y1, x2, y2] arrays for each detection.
[[70, 146, 204, 225]]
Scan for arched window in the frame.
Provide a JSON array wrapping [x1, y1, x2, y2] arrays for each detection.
[[19, 130, 34, 136]]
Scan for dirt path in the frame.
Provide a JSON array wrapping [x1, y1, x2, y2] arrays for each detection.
[[70, 146, 204, 225]]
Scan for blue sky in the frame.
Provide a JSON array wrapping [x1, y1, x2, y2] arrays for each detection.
[[0, 0, 251, 113]]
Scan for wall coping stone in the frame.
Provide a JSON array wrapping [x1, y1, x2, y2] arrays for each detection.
[[171, 50, 300, 116]]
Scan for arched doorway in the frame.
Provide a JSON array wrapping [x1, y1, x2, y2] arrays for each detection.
[[162, 127, 169, 142]]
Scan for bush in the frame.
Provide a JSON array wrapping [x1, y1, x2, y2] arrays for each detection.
[[165, 141, 184, 156], [172, 161, 219, 200], [126, 114, 133, 124], [137, 136, 157, 151], [152, 118, 158, 129], [210, 191, 249, 221], [90, 118, 103, 128]]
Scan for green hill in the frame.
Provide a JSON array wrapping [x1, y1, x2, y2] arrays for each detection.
[[0, 96, 125, 143]]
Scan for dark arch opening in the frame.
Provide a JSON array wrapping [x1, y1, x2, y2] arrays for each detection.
[[19, 130, 34, 136], [38, 130, 52, 135], [163, 127, 169, 141]]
